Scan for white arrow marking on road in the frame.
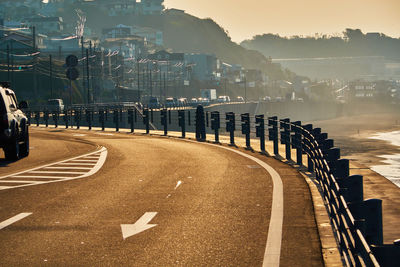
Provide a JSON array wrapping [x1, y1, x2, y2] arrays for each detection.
[[0, 213, 32, 230], [121, 212, 158, 240]]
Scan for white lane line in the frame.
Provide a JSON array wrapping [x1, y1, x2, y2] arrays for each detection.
[[56, 163, 96, 166], [11, 176, 68, 179], [70, 160, 98, 163], [0, 213, 32, 230], [0, 180, 41, 184], [188, 140, 284, 267], [44, 167, 92, 170], [29, 171, 86, 175], [0, 186, 12, 189], [174, 180, 183, 190]]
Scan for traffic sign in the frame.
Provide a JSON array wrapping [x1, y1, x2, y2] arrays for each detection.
[[65, 55, 78, 68], [66, 67, 79, 80]]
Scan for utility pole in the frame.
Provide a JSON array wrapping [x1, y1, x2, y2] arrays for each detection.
[[50, 54, 53, 98], [244, 76, 247, 103], [32, 26, 37, 98], [137, 60, 140, 102], [163, 72, 166, 100], [6, 44, 10, 82], [86, 48, 90, 104], [81, 36, 85, 99], [159, 67, 162, 101]]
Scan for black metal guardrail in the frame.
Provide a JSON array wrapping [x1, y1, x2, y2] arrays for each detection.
[[26, 105, 399, 267]]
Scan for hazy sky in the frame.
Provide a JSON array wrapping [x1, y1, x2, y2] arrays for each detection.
[[164, 0, 400, 43]]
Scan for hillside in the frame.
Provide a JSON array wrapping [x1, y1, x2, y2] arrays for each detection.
[[60, 7, 290, 80], [241, 29, 400, 60]]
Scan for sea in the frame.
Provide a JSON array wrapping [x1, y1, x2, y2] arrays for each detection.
[[370, 131, 400, 188]]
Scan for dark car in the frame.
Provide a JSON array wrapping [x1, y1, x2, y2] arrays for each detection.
[[0, 83, 29, 160]]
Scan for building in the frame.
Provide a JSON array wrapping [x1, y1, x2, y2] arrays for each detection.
[[102, 24, 133, 40], [26, 17, 64, 36], [141, 0, 164, 15], [131, 26, 163, 46], [184, 53, 218, 81], [349, 81, 376, 99]]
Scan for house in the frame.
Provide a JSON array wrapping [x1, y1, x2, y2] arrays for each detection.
[[42, 35, 80, 53], [349, 80, 376, 99], [97, 0, 142, 17], [184, 53, 218, 81], [0, 30, 45, 59], [26, 17, 63, 36], [141, 0, 164, 15], [102, 24, 133, 40], [131, 26, 163, 46]]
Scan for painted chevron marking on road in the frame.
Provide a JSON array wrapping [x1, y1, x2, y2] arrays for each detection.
[[0, 213, 32, 230], [0, 147, 108, 191]]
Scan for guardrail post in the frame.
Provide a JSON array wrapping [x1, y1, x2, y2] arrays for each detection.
[[256, 115, 265, 152], [134, 108, 137, 122], [226, 112, 235, 146], [75, 110, 81, 129], [280, 118, 291, 160], [128, 109, 134, 133], [211, 111, 220, 143], [53, 111, 59, 128], [195, 105, 206, 141], [168, 109, 171, 124], [187, 110, 191, 126], [26, 111, 31, 125], [143, 108, 150, 134], [371, 241, 400, 267], [338, 175, 364, 203], [303, 124, 313, 172], [99, 109, 105, 131], [64, 109, 69, 129], [334, 159, 350, 179], [86, 110, 92, 130], [241, 113, 251, 149], [105, 108, 108, 121], [363, 199, 383, 245], [292, 121, 302, 165], [178, 110, 186, 138], [113, 109, 119, 132], [206, 111, 209, 128], [35, 111, 40, 126], [268, 116, 279, 155], [44, 110, 49, 127], [161, 109, 168, 136], [150, 109, 154, 123]]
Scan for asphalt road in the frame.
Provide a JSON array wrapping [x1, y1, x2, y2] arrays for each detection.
[[0, 128, 323, 266]]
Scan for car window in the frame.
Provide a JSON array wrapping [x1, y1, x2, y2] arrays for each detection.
[[7, 94, 17, 110]]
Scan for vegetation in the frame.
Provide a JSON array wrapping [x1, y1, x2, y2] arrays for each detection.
[[241, 29, 400, 60]]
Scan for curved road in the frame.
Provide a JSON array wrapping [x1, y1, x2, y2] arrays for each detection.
[[0, 128, 323, 266]]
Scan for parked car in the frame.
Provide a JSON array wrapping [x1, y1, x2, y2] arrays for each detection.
[[178, 98, 188, 107], [148, 97, 160, 109], [262, 96, 272, 102], [236, 96, 245, 102], [47, 98, 64, 112], [0, 82, 29, 160], [217, 95, 231, 103], [189, 98, 198, 106], [165, 97, 176, 108]]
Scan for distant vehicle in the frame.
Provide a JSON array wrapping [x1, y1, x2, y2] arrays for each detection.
[[200, 89, 217, 101], [198, 97, 210, 106], [236, 96, 245, 102], [47, 99, 64, 112], [295, 98, 304, 103], [165, 97, 176, 108], [217, 95, 231, 103], [178, 98, 187, 107], [148, 97, 160, 109], [189, 98, 198, 106], [262, 96, 272, 102], [275, 97, 284, 102], [0, 83, 29, 160]]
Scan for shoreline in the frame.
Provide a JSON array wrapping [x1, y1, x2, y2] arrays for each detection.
[[312, 113, 400, 243]]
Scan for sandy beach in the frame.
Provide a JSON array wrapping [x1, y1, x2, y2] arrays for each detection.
[[312, 113, 400, 167], [311, 112, 400, 243]]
